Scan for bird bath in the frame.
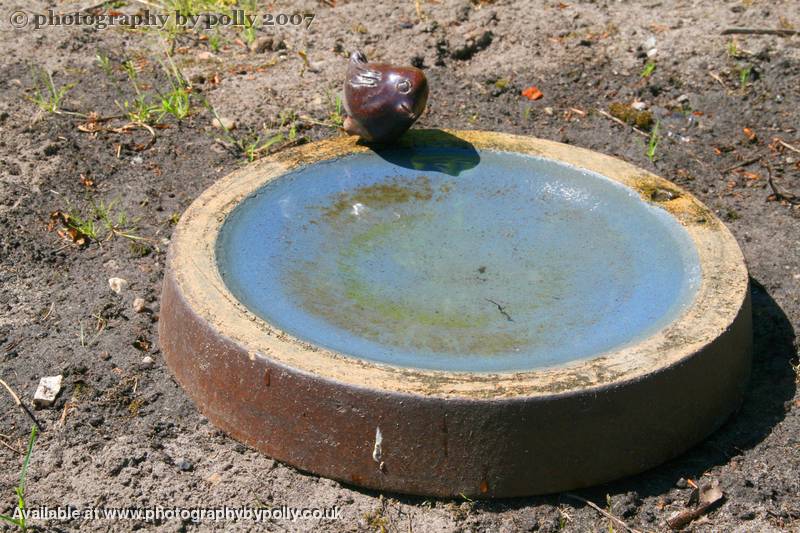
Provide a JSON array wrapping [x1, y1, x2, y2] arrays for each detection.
[[160, 130, 751, 497]]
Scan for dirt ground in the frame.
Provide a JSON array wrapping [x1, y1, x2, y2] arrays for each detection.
[[1, 0, 799, 531]]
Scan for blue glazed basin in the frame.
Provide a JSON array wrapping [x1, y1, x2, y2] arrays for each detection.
[[217, 147, 701, 372]]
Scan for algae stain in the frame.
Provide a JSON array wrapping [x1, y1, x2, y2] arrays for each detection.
[[321, 175, 435, 221], [632, 174, 716, 227], [281, 172, 553, 356]]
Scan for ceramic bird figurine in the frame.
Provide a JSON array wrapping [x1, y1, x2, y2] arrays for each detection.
[[343, 51, 429, 143]]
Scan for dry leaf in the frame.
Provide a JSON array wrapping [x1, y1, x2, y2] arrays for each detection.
[[65, 227, 86, 246], [522, 86, 544, 100], [48, 210, 69, 231], [132, 336, 151, 352], [743, 127, 757, 142]]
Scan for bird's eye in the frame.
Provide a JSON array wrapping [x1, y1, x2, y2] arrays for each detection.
[[397, 79, 412, 94]]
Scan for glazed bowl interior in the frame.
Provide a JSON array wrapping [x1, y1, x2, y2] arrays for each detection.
[[216, 147, 701, 372]]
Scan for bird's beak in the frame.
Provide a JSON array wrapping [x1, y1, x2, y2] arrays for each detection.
[[398, 103, 416, 119]]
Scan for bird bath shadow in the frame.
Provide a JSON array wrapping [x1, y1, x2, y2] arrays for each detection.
[[360, 129, 481, 176]]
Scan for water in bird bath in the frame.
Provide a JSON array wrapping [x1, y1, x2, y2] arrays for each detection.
[[216, 148, 701, 372]]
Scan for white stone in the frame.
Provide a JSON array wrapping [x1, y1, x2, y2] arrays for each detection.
[[133, 297, 146, 313], [33, 375, 63, 408], [108, 277, 128, 294], [212, 117, 236, 131]]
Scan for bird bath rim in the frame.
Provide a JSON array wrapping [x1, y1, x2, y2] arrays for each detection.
[[163, 129, 748, 400]]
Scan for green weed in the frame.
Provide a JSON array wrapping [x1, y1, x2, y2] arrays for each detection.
[[121, 94, 159, 124], [159, 87, 191, 120], [65, 211, 100, 242], [117, 60, 158, 123], [640, 61, 656, 78], [116, 53, 193, 123], [29, 69, 74, 114], [58, 199, 144, 245], [92, 198, 145, 242], [646, 120, 660, 162], [727, 38, 742, 58], [96, 53, 113, 76], [0, 427, 38, 531], [208, 31, 223, 52], [523, 105, 533, 120], [206, 99, 303, 161], [739, 65, 752, 89], [238, 0, 259, 46], [328, 93, 345, 128]]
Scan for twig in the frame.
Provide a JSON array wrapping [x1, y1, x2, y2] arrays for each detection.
[[257, 137, 307, 156], [41, 302, 55, 321], [0, 378, 43, 432], [133, 0, 162, 9], [595, 109, 649, 137], [565, 494, 644, 533], [486, 299, 514, 322], [721, 28, 798, 37], [414, 0, 426, 21], [708, 71, 729, 90], [764, 161, 800, 205], [72, 1, 116, 14], [776, 138, 800, 154], [0, 436, 22, 454], [298, 114, 341, 129], [722, 155, 762, 173]]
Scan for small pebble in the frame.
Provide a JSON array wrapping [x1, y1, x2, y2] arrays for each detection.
[[141, 356, 154, 369], [108, 277, 128, 294], [133, 297, 147, 313], [176, 458, 194, 472], [544, 107, 554, 116], [33, 375, 63, 408], [212, 117, 236, 131], [676, 477, 689, 488], [631, 101, 648, 111], [249, 36, 274, 53]]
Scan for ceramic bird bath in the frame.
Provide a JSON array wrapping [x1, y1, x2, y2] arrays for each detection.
[[159, 130, 751, 497]]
